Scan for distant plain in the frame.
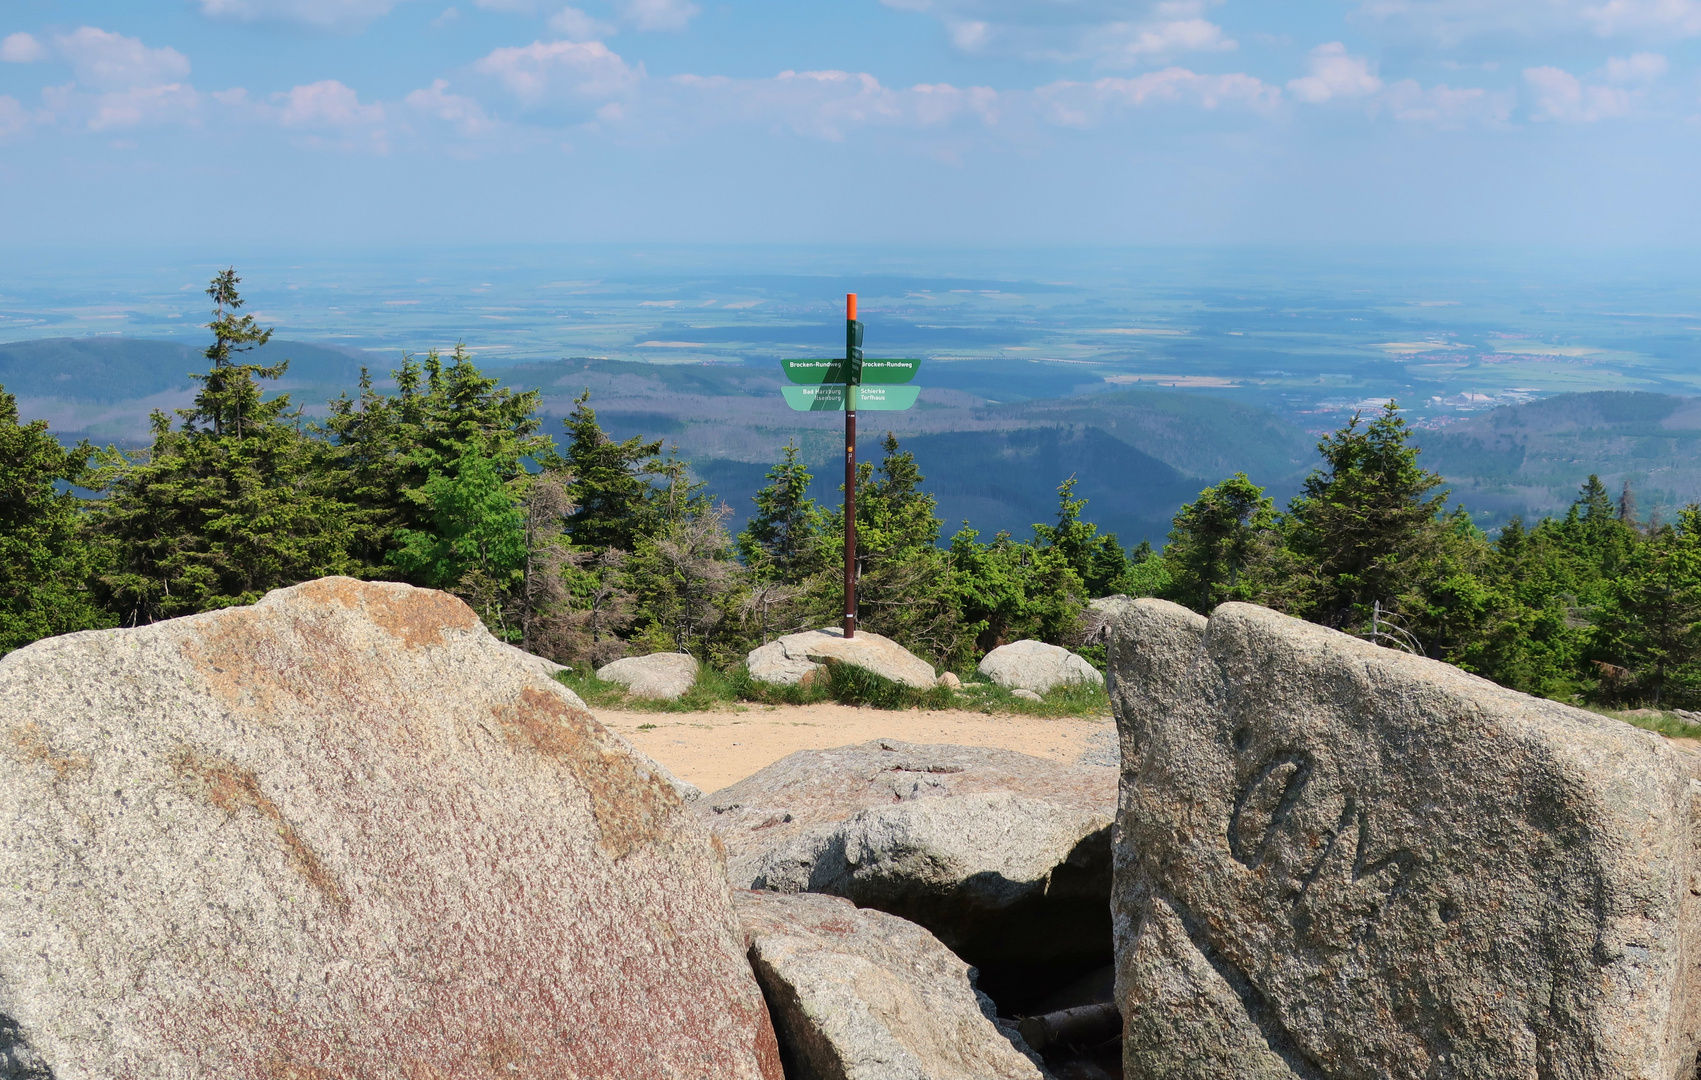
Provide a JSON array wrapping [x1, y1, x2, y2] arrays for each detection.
[[4, 245, 1698, 543]]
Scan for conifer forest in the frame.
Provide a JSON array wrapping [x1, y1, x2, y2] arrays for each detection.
[[4, 272, 1698, 711]]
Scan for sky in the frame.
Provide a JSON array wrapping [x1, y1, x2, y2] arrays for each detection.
[[1, 0, 1698, 249]]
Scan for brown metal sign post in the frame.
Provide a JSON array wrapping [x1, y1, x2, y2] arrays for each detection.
[[778, 294, 921, 642], [843, 293, 858, 638]]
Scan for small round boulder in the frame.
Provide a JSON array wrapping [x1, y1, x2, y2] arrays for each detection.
[[977, 640, 1104, 696], [598, 652, 700, 700]]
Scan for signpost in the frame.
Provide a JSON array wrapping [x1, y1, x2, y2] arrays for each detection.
[[779, 294, 922, 638]]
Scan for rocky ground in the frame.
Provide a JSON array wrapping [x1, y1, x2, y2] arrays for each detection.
[[600, 702, 1116, 791], [16, 579, 1701, 1080]]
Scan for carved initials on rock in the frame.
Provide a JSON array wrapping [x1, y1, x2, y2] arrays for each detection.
[[1229, 748, 1419, 910]]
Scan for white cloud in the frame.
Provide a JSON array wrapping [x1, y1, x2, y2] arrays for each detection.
[[274, 79, 385, 125], [1581, 0, 1701, 36], [406, 78, 497, 134], [88, 83, 201, 130], [670, 69, 1000, 141], [1353, 0, 1701, 42], [1603, 51, 1667, 80], [549, 6, 618, 38], [1089, 17, 1236, 66], [1383, 79, 1513, 125], [54, 27, 191, 90], [881, 0, 1235, 63], [475, 0, 539, 10], [1524, 65, 1633, 120], [1, 32, 45, 63], [0, 95, 28, 138], [1036, 67, 1280, 126], [1287, 42, 1383, 104], [949, 21, 990, 51], [475, 39, 641, 104], [621, 0, 699, 32], [195, 0, 413, 31]]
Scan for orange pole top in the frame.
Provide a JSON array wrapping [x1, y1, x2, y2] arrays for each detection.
[[847, 293, 857, 321]]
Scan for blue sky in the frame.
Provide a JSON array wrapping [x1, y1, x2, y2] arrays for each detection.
[[1, 0, 1697, 248]]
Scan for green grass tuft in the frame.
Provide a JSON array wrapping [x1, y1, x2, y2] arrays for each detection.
[[554, 664, 747, 713], [947, 677, 1112, 718], [554, 658, 1112, 716], [1595, 707, 1701, 740]]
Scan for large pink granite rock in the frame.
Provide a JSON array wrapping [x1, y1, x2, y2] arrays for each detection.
[[0, 577, 782, 1080]]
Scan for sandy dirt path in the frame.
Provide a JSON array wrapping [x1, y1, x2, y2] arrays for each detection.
[[597, 702, 1116, 794]]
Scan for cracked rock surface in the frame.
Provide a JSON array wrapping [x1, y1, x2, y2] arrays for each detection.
[[734, 890, 1046, 1080], [701, 739, 1117, 1012]]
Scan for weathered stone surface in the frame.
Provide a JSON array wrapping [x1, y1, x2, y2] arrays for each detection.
[[979, 640, 1104, 696], [937, 671, 963, 691], [0, 577, 781, 1080], [598, 650, 699, 699], [1012, 688, 1044, 703], [734, 890, 1046, 1080], [1106, 598, 1701, 1080], [701, 739, 1117, 1013], [746, 628, 936, 689]]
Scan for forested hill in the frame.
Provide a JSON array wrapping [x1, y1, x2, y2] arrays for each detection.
[[1416, 392, 1701, 524], [0, 336, 369, 443], [8, 333, 1701, 541]]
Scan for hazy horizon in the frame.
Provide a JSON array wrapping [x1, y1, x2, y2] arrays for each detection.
[[4, 1, 1700, 249]]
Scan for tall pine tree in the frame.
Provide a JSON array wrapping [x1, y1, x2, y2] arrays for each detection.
[[1285, 402, 1447, 628], [90, 270, 353, 623]]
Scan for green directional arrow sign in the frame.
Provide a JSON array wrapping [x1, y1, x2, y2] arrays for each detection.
[[782, 385, 920, 412], [782, 357, 922, 384], [781, 359, 847, 384], [857, 358, 922, 384]]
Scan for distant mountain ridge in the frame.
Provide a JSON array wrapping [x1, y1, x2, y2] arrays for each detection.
[[0, 337, 376, 443], [1416, 391, 1701, 522], [10, 336, 1696, 543], [0, 336, 373, 401]]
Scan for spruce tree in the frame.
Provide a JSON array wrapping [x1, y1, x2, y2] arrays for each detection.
[[1161, 472, 1277, 613], [629, 504, 738, 656], [386, 441, 527, 632], [91, 271, 353, 623], [560, 390, 663, 552], [0, 387, 112, 654], [819, 433, 959, 662], [1590, 508, 1701, 707], [318, 345, 548, 570], [1285, 402, 1447, 627], [1032, 475, 1131, 598], [737, 441, 823, 582], [949, 525, 1083, 655]]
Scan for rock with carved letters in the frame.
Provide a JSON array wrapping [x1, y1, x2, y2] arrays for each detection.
[[1104, 598, 1701, 1080], [0, 578, 781, 1080]]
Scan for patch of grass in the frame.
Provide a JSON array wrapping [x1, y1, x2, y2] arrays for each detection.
[[554, 664, 746, 713], [820, 660, 954, 710], [1593, 707, 1701, 740], [724, 665, 834, 706], [949, 678, 1112, 719], [555, 658, 1114, 716]]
